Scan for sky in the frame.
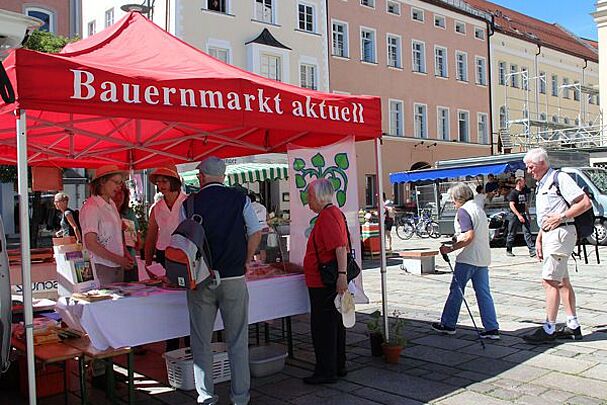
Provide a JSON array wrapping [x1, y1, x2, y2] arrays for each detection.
[[491, 0, 598, 40]]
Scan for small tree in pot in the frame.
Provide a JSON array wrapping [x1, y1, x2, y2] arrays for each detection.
[[366, 310, 384, 357], [382, 310, 407, 364]]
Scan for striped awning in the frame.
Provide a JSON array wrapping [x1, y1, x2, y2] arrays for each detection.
[[181, 162, 289, 187]]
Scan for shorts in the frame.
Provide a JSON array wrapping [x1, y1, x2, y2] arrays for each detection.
[[541, 225, 577, 282], [384, 218, 394, 231]]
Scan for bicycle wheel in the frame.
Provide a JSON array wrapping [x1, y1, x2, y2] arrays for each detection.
[[396, 221, 414, 240], [417, 221, 430, 238], [427, 221, 441, 239]]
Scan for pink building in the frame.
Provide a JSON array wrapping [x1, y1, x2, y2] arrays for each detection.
[[2, 0, 81, 37], [328, 0, 493, 207]]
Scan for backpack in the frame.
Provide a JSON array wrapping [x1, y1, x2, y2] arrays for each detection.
[[551, 170, 595, 240], [164, 195, 215, 289]]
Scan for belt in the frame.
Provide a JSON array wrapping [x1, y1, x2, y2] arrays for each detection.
[[542, 222, 575, 232]]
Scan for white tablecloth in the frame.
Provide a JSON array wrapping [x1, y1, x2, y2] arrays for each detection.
[[56, 274, 310, 350]]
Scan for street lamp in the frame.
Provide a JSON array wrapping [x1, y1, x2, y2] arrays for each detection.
[[120, 3, 152, 16]]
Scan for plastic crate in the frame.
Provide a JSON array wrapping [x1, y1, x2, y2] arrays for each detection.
[[249, 344, 287, 378], [163, 343, 230, 391]]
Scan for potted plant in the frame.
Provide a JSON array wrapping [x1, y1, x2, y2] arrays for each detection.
[[382, 310, 407, 364], [367, 310, 384, 357]]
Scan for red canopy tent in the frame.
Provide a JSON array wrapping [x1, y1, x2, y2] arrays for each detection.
[[0, 12, 388, 402]]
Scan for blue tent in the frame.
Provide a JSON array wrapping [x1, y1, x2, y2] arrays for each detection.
[[389, 161, 526, 184]]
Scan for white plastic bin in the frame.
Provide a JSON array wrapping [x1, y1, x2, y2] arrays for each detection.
[[163, 343, 231, 391], [249, 344, 288, 378]]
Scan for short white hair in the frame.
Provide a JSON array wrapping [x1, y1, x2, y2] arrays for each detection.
[[523, 148, 550, 166], [54, 192, 68, 202], [309, 178, 334, 205]]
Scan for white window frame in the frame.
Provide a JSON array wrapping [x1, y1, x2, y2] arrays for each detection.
[[208, 47, 230, 63], [411, 40, 426, 73], [510, 64, 519, 88], [455, 51, 467, 82], [458, 110, 470, 142], [105, 8, 114, 28], [331, 20, 349, 58], [574, 81, 580, 101], [386, 0, 401, 15], [551, 74, 558, 96], [204, 0, 230, 13], [437, 106, 450, 141], [207, 38, 233, 64], [87, 20, 96, 37], [388, 99, 404, 136], [474, 27, 485, 40], [24, 6, 55, 33], [411, 8, 424, 22], [260, 53, 282, 81], [563, 77, 570, 99], [299, 62, 318, 90], [386, 33, 402, 69], [434, 14, 446, 29], [414, 103, 428, 139], [498, 61, 506, 85], [539, 72, 546, 94], [297, 2, 316, 33], [475, 56, 487, 85], [477, 113, 489, 144], [361, 0, 375, 9], [522, 67, 529, 90], [434, 46, 448, 78], [455, 21, 466, 35], [360, 27, 377, 64], [254, 0, 275, 24]]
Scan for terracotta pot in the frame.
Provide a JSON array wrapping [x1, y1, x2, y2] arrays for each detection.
[[382, 343, 403, 364], [369, 332, 384, 357]]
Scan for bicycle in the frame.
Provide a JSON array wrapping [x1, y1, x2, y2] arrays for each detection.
[[395, 210, 441, 240]]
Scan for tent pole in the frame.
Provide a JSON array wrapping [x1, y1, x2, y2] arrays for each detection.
[[374, 138, 389, 341], [17, 110, 37, 404]]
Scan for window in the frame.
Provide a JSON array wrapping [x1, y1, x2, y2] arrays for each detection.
[[539, 72, 546, 94], [87, 21, 96, 36], [207, 0, 227, 13], [298, 3, 315, 32], [474, 27, 485, 40], [360, 28, 376, 63], [414, 104, 428, 138], [434, 15, 446, 29], [458, 111, 469, 142], [455, 21, 466, 34], [437, 107, 450, 140], [260, 54, 281, 81], [475, 57, 486, 85], [387, 35, 402, 68], [386, 1, 400, 15], [361, 0, 375, 7], [589, 92, 595, 104], [521, 67, 528, 90], [478, 113, 489, 144], [256, 0, 273, 23], [209, 47, 230, 63], [499, 106, 506, 128], [434, 47, 447, 77], [411, 41, 426, 73], [365, 174, 377, 207], [498, 62, 506, 85], [456, 51, 467, 81], [332, 21, 348, 57], [574, 81, 580, 101], [25, 7, 54, 33], [300, 64, 317, 90], [510, 64, 518, 88], [552, 74, 558, 96], [564, 117, 570, 125], [412, 8, 424, 22], [105, 8, 114, 28], [563, 78, 570, 99], [552, 115, 558, 123], [540, 112, 546, 122], [389, 100, 404, 136]]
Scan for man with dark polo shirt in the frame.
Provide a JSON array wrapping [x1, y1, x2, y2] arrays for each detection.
[[185, 156, 263, 405], [506, 177, 536, 257]]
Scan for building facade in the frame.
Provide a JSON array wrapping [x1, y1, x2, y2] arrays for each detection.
[[467, 0, 600, 152], [1, 0, 81, 37], [328, 0, 493, 207]]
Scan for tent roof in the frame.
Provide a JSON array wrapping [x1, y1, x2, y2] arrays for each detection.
[[182, 162, 289, 187], [0, 12, 381, 169], [390, 161, 526, 184]]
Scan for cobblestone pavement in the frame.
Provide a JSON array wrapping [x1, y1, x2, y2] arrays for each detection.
[[3, 234, 607, 404]]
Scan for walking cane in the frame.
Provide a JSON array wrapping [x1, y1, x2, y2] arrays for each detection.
[[441, 249, 486, 349]]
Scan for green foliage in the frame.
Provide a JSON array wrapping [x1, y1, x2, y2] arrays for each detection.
[[385, 310, 407, 347], [130, 198, 149, 241], [24, 30, 75, 53], [366, 310, 382, 334]]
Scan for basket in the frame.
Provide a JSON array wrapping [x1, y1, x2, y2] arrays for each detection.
[[249, 344, 288, 378], [163, 343, 231, 391]]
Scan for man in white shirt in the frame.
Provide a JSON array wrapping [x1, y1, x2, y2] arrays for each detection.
[[523, 148, 591, 343]]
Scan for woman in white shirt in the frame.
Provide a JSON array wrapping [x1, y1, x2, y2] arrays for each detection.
[[80, 165, 134, 286]]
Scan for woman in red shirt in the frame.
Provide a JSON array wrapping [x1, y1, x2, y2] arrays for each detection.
[[302, 178, 349, 384]]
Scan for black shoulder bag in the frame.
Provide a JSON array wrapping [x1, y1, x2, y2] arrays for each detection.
[[312, 209, 361, 287]]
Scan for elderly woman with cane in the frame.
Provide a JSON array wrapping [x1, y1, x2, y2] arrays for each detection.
[[431, 182, 500, 340]]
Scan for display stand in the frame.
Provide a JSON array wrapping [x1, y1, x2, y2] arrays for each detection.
[[53, 238, 99, 297]]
